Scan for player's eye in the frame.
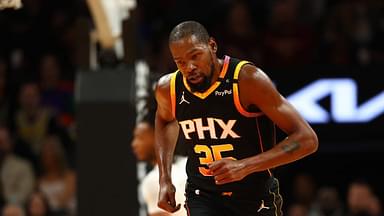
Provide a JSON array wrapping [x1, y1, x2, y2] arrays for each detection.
[[176, 61, 185, 67], [191, 53, 200, 60]]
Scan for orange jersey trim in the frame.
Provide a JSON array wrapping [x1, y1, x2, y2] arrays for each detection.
[[182, 56, 230, 99], [233, 61, 263, 118], [170, 71, 178, 118]]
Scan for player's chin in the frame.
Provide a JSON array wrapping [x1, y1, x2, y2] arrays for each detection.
[[187, 76, 204, 85]]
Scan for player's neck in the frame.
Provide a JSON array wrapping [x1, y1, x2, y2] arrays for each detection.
[[211, 58, 223, 84]]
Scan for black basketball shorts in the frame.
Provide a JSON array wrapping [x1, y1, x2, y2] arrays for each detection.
[[184, 177, 283, 216]]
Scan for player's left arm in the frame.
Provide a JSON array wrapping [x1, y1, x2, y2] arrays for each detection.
[[209, 65, 318, 184]]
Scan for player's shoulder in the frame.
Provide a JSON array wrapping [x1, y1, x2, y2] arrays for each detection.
[[237, 63, 276, 97], [157, 72, 177, 88], [238, 63, 269, 83], [155, 72, 177, 96], [154, 73, 171, 97]]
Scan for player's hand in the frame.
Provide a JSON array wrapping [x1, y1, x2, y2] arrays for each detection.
[[158, 181, 181, 213], [208, 158, 248, 185]]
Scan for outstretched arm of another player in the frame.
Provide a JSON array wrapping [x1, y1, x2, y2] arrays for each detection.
[[154, 74, 181, 213], [209, 65, 318, 185]]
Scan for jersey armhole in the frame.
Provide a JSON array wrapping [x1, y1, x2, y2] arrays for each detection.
[[233, 61, 264, 118], [170, 71, 178, 118], [255, 117, 273, 177]]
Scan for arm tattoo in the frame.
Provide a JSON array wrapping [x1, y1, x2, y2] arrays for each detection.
[[281, 141, 300, 153]]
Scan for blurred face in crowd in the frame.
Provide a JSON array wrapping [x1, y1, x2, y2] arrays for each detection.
[[287, 203, 308, 216], [347, 182, 374, 213], [316, 187, 341, 214], [2, 204, 24, 216], [131, 122, 155, 163], [28, 192, 48, 216], [41, 136, 66, 173], [228, 1, 253, 36], [19, 83, 40, 114], [293, 173, 316, 204], [40, 54, 61, 89], [170, 35, 217, 93]]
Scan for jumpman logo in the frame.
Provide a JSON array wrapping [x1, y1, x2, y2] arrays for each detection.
[[257, 200, 270, 212], [179, 91, 190, 105]]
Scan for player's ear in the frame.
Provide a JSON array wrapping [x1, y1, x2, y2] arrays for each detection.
[[208, 37, 217, 53]]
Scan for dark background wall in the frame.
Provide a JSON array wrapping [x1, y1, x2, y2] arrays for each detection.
[[76, 68, 138, 216]]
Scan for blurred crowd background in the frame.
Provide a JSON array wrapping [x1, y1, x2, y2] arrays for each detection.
[[0, 0, 383, 215]]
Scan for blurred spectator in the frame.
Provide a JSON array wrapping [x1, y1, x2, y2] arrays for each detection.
[[320, 1, 360, 65], [2, 203, 25, 216], [13, 81, 76, 173], [217, 0, 263, 65], [38, 135, 76, 216], [287, 203, 309, 216], [263, 0, 316, 68], [309, 186, 344, 216], [0, 126, 35, 207], [347, 180, 383, 216], [13, 83, 60, 158], [37, 54, 76, 169], [131, 114, 187, 216], [38, 53, 73, 121], [291, 173, 317, 208], [319, 1, 384, 66], [25, 191, 52, 216]]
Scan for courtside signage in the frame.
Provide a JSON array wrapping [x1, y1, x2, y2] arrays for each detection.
[[287, 78, 384, 123]]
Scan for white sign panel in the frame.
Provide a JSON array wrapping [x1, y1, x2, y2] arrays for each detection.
[[287, 78, 384, 123]]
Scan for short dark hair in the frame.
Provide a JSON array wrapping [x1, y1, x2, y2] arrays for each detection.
[[169, 21, 210, 44]]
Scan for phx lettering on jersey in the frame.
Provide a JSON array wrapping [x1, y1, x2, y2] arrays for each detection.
[[179, 118, 241, 140]]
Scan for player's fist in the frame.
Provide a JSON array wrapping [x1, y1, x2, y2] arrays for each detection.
[[158, 181, 181, 213], [209, 158, 248, 185]]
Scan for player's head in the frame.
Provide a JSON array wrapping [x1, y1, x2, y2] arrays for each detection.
[[169, 20, 218, 93], [131, 114, 156, 163]]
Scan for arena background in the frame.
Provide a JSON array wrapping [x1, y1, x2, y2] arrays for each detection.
[[0, 0, 383, 215]]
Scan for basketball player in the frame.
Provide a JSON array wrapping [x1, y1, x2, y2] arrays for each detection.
[[132, 114, 188, 216], [154, 21, 318, 216]]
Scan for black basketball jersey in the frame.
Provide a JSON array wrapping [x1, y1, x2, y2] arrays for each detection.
[[170, 56, 276, 198]]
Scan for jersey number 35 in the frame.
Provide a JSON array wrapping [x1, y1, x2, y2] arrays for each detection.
[[194, 144, 237, 176]]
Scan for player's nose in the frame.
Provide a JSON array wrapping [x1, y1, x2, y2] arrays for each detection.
[[185, 62, 197, 74]]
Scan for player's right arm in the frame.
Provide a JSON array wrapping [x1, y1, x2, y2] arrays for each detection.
[[154, 73, 181, 213]]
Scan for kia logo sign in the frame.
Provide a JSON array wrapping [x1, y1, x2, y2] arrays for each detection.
[[287, 78, 384, 123]]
